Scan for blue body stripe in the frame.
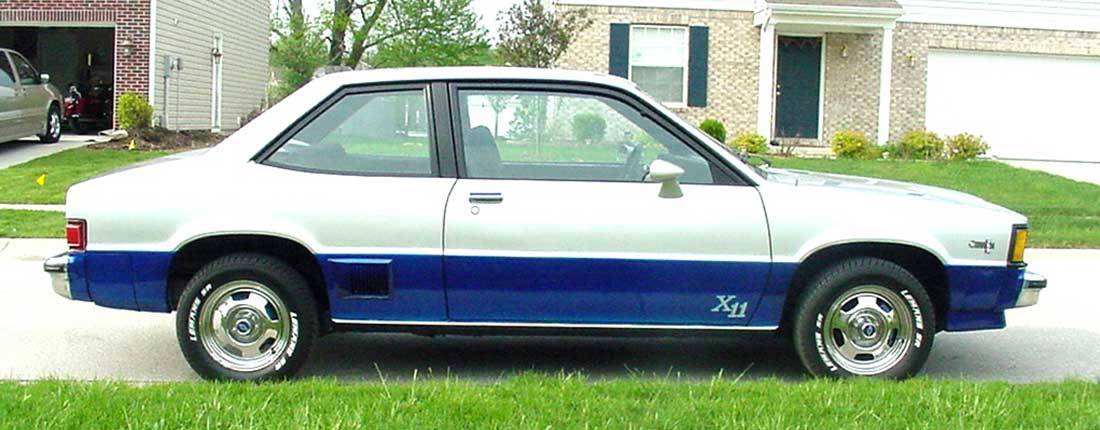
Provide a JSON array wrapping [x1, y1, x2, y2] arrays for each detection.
[[445, 256, 769, 325], [72, 251, 1027, 332]]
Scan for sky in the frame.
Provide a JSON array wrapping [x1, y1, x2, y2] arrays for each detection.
[[272, 0, 524, 41]]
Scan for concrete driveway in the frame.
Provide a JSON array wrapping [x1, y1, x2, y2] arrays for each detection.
[[0, 134, 103, 169], [1, 238, 1097, 383], [1005, 160, 1100, 186]]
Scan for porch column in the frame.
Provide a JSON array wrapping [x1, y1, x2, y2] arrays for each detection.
[[877, 25, 894, 144], [757, 22, 777, 141]]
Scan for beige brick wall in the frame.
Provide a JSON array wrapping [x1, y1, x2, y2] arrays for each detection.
[[890, 22, 1100, 141], [823, 31, 883, 143], [555, 4, 760, 141], [557, 4, 1100, 147]]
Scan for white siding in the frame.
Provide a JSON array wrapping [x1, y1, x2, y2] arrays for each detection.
[[153, 0, 269, 131], [897, 0, 1100, 32]]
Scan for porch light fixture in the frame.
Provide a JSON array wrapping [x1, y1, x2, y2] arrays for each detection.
[[119, 39, 135, 56], [841, 44, 849, 58]]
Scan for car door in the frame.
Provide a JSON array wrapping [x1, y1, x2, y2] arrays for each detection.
[[0, 53, 19, 141], [442, 84, 772, 327], [8, 52, 44, 137], [255, 83, 456, 322]]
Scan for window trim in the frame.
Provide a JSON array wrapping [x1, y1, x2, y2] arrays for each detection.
[[8, 51, 40, 86], [628, 24, 690, 108], [256, 83, 445, 179], [0, 52, 15, 89], [446, 81, 750, 186]]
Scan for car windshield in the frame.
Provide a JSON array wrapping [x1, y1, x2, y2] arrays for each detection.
[[698, 130, 769, 179]]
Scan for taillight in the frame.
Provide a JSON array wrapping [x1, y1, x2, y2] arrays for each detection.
[[66, 219, 87, 251]]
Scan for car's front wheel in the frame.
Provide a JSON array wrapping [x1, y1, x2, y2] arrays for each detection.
[[175, 253, 318, 381], [38, 106, 62, 143], [792, 258, 935, 379]]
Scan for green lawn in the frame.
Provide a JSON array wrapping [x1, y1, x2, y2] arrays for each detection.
[[2, 377, 1098, 428], [769, 158, 1100, 248], [0, 148, 169, 204], [0, 210, 64, 238]]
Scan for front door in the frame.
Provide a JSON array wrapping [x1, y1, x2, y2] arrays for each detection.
[[775, 36, 822, 139], [443, 86, 772, 326]]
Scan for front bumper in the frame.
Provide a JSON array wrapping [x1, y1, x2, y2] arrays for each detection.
[[1015, 271, 1046, 308], [43, 252, 72, 300]]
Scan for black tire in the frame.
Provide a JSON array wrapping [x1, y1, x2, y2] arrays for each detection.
[[38, 105, 62, 143], [176, 253, 318, 381], [792, 258, 935, 379]]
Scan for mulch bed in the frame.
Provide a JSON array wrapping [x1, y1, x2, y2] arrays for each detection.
[[87, 127, 226, 151]]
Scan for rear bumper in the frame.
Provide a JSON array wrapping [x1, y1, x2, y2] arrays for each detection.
[[1015, 271, 1046, 308], [43, 252, 72, 300]]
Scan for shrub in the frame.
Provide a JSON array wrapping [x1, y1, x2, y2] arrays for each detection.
[[731, 131, 768, 154], [699, 119, 727, 143], [831, 130, 878, 159], [898, 130, 945, 160], [117, 92, 154, 130], [571, 113, 606, 143], [946, 133, 990, 160]]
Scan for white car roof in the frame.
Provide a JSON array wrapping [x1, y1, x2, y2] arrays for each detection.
[[204, 67, 764, 184]]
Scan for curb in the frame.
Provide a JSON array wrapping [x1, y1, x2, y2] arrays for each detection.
[[0, 204, 65, 212]]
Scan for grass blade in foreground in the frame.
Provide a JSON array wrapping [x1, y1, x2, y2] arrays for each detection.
[[2, 377, 1098, 429]]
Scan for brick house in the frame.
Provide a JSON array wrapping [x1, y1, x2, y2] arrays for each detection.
[[556, 0, 1100, 162], [0, 0, 270, 132]]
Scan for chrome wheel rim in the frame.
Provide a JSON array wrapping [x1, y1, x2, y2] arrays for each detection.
[[823, 285, 914, 375], [198, 281, 291, 373], [48, 111, 61, 138]]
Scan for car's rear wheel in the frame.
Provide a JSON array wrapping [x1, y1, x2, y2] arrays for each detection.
[[792, 258, 935, 379], [175, 253, 318, 381], [38, 106, 62, 143]]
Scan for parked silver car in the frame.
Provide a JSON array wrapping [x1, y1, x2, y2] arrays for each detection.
[[0, 48, 63, 143]]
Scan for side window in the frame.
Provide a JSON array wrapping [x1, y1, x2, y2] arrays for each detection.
[[9, 54, 39, 86], [457, 89, 714, 184], [0, 56, 15, 89], [266, 89, 434, 176]]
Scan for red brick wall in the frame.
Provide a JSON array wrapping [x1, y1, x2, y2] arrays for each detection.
[[0, 1, 151, 126]]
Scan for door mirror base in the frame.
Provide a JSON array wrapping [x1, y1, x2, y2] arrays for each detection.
[[646, 160, 685, 199], [40, 73, 50, 84]]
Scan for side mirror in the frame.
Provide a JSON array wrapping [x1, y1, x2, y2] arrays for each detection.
[[39, 73, 50, 84], [645, 159, 685, 199]]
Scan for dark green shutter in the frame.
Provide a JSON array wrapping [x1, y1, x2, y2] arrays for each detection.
[[609, 23, 630, 78], [688, 26, 710, 107]]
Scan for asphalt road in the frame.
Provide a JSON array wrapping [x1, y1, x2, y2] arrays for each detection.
[[1, 239, 1097, 383]]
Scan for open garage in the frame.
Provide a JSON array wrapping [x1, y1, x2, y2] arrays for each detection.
[[0, 26, 115, 133], [926, 49, 1100, 163]]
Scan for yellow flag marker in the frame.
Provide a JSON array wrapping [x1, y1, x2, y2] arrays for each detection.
[[128, 139, 137, 151], [36, 174, 46, 187]]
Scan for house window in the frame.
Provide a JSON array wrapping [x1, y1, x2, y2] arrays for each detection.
[[629, 25, 689, 106]]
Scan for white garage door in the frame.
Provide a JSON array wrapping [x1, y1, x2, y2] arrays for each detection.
[[926, 50, 1100, 163]]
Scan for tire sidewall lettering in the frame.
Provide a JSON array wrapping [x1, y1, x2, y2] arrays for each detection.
[[813, 312, 840, 373]]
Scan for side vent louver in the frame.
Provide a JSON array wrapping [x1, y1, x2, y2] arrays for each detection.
[[328, 258, 393, 299]]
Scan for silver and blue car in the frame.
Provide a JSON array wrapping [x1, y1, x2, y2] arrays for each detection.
[[44, 68, 1045, 380]]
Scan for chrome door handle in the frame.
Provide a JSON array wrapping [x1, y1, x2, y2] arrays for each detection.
[[469, 193, 503, 204]]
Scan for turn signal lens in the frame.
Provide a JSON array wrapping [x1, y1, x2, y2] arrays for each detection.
[[66, 219, 87, 251], [1010, 227, 1028, 264]]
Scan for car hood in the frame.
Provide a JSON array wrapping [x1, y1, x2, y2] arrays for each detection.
[[763, 167, 1018, 214]]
